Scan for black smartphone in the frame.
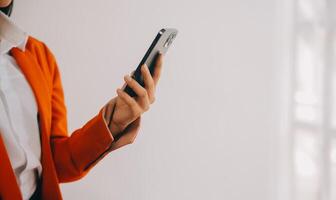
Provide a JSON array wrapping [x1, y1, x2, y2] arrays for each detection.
[[124, 28, 178, 97]]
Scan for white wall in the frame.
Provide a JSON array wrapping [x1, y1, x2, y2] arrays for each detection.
[[12, 0, 285, 199]]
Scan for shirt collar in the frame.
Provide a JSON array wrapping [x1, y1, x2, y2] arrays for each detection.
[[0, 11, 28, 55]]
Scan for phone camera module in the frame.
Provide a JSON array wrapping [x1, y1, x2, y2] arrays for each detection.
[[164, 34, 175, 48], [164, 38, 171, 48]]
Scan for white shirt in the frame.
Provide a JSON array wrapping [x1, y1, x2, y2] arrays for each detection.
[[0, 12, 42, 200]]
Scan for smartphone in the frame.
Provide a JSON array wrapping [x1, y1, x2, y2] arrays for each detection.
[[124, 28, 178, 97]]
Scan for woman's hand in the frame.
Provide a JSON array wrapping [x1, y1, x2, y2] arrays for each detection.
[[103, 54, 163, 137]]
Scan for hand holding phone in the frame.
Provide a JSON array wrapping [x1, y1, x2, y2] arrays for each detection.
[[124, 28, 178, 97], [103, 28, 178, 139]]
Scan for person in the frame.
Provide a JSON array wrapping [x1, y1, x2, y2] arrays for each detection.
[[0, 1, 163, 199]]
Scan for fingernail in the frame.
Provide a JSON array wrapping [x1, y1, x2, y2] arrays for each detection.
[[125, 75, 132, 81]]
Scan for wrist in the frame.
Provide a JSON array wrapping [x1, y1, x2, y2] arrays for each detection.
[[109, 119, 125, 137], [102, 103, 122, 138]]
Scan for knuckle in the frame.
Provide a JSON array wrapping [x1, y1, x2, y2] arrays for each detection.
[[127, 78, 135, 85], [148, 81, 154, 88], [140, 89, 147, 97], [151, 96, 156, 104], [130, 100, 137, 107], [131, 107, 140, 117], [144, 104, 150, 111]]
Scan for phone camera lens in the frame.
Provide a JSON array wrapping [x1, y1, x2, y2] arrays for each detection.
[[164, 33, 176, 48], [164, 38, 170, 47]]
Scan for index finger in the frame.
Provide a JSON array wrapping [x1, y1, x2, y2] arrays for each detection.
[[121, 70, 135, 90]]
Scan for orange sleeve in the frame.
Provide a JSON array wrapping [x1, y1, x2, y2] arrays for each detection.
[[42, 43, 141, 183]]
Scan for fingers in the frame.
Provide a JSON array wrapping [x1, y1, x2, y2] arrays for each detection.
[[124, 75, 150, 110], [118, 54, 163, 118], [121, 70, 135, 90], [141, 64, 156, 103], [153, 53, 163, 85], [116, 89, 142, 116]]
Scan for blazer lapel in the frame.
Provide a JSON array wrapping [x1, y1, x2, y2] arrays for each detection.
[[9, 41, 52, 137]]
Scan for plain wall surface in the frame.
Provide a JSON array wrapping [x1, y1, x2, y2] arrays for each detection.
[[12, 0, 284, 199]]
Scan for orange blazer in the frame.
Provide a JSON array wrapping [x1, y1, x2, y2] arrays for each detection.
[[0, 36, 141, 200]]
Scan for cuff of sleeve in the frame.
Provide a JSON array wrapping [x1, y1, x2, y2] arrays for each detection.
[[69, 107, 115, 171]]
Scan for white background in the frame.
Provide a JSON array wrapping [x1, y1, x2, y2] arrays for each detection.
[[12, 0, 289, 199]]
